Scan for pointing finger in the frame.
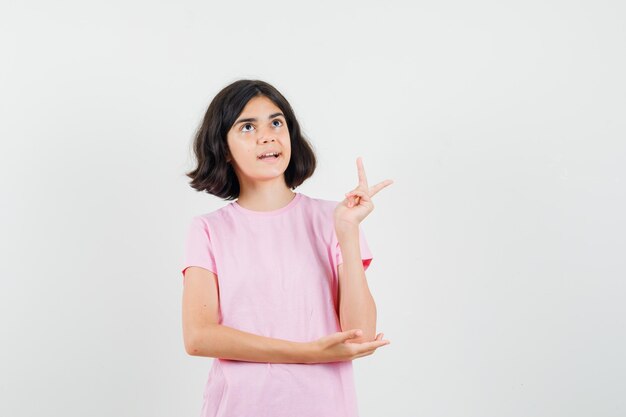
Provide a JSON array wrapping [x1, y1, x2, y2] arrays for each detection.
[[357, 157, 368, 189]]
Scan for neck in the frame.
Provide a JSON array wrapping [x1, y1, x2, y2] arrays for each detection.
[[236, 178, 296, 212]]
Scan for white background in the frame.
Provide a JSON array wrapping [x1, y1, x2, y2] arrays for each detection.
[[2, 1, 625, 416]]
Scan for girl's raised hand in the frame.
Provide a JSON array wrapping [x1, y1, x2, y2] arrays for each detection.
[[334, 156, 394, 228], [305, 329, 391, 363]]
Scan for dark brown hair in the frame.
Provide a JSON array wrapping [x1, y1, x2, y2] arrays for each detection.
[[185, 79, 317, 200]]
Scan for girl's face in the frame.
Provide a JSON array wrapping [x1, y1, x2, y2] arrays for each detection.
[[226, 95, 291, 185]]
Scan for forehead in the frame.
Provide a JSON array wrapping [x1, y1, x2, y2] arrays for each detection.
[[239, 95, 281, 115]]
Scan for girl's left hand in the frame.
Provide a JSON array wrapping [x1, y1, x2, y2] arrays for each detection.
[[334, 156, 394, 228]]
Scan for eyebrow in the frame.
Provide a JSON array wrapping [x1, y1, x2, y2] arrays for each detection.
[[234, 112, 285, 126]]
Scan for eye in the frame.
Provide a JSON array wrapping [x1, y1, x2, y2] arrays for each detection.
[[272, 119, 283, 128], [241, 123, 255, 132]]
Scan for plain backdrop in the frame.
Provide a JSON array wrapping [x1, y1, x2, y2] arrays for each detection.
[[1, 1, 625, 416]]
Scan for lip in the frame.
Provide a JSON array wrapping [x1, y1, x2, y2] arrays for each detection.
[[257, 151, 282, 158], [258, 153, 282, 164]]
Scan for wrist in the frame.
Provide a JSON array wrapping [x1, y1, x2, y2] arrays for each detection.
[[334, 220, 359, 237], [298, 341, 319, 364]]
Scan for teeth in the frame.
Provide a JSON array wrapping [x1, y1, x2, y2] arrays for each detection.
[[259, 152, 279, 158]]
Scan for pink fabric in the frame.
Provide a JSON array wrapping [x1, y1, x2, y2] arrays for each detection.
[[181, 192, 373, 417]]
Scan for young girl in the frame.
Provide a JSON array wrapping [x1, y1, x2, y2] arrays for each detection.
[[181, 79, 393, 417]]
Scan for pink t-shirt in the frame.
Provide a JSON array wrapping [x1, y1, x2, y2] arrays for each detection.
[[181, 192, 373, 417]]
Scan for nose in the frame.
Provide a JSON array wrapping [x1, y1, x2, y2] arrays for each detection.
[[257, 124, 277, 143], [257, 134, 276, 144]]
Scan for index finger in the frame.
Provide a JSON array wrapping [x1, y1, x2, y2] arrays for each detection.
[[357, 156, 368, 189]]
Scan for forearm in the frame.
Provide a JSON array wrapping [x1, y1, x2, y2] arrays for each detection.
[[187, 323, 313, 363], [336, 224, 377, 343]]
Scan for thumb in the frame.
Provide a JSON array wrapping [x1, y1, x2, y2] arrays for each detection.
[[341, 329, 362, 342]]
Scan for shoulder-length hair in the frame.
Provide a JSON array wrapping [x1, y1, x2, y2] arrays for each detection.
[[186, 79, 317, 200]]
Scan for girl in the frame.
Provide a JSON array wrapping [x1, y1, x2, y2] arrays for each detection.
[[181, 79, 393, 417]]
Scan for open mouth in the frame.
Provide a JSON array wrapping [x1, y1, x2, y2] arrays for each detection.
[[257, 152, 282, 160]]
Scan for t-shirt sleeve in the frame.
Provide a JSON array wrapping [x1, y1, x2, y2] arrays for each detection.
[[181, 216, 217, 279], [332, 224, 374, 272]]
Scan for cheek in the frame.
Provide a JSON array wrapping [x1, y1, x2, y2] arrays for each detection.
[[228, 140, 252, 155], [282, 133, 291, 150]]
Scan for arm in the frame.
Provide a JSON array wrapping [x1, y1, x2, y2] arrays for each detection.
[[182, 266, 312, 363], [336, 223, 377, 344]]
